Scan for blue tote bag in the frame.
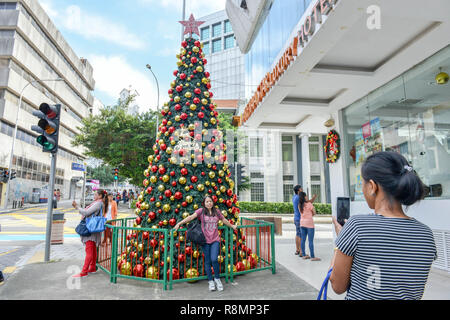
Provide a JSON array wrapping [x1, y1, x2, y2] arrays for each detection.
[[86, 203, 107, 233]]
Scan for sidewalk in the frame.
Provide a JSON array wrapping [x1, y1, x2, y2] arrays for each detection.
[[0, 199, 74, 214], [1, 213, 448, 300]]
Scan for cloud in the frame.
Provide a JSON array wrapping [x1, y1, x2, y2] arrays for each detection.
[[88, 55, 160, 112], [39, 0, 58, 18], [59, 5, 146, 50]]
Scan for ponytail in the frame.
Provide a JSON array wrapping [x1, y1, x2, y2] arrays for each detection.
[[361, 151, 425, 206], [97, 189, 109, 216], [299, 192, 306, 212]]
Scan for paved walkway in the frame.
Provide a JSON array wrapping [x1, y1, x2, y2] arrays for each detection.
[[1, 212, 449, 300]]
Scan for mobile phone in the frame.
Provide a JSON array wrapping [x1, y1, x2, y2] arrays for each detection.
[[337, 197, 350, 226]]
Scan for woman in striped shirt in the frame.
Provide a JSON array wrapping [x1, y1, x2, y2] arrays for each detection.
[[329, 151, 437, 300]]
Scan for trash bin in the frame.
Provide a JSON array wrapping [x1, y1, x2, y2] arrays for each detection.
[[51, 211, 65, 245]]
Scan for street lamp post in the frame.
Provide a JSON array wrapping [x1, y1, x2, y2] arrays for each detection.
[[145, 64, 160, 137], [3, 78, 64, 210]]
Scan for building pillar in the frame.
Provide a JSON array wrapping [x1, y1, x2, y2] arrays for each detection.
[[300, 133, 311, 195]]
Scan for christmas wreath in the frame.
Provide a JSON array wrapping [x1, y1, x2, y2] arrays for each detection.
[[324, 130, 340, 163]]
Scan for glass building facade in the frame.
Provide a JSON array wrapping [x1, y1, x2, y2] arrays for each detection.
[[344, 45, 450, 201], [244, 0, 314, 102]]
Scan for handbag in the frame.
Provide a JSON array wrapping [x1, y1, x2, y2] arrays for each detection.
[[186, 209, 206, 245], [86, 203, 107, 233], [75, 219, 91, 237], [317, 268, 333, 300]]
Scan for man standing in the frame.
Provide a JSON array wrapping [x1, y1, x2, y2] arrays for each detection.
[[293, 185, 302, 256], [293, 185, 317, 257]]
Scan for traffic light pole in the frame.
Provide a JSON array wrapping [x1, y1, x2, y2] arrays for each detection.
[[44, 152, 57, 262], [3, 78, 63, 210]]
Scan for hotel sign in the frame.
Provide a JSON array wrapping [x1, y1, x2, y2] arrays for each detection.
[[242, 0, 340, 125]]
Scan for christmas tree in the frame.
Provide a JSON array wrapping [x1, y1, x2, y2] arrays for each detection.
[[117, 15, 257, 281]]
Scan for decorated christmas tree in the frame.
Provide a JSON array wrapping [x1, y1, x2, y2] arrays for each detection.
[[117, 14, 257, 281]]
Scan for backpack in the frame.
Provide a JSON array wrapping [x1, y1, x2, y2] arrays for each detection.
[[186, 209, 206, 245]]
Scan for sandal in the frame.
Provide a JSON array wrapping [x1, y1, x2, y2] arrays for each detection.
[[311, 258, 321, 261], [302, 255, 311, 260], [294, 251, 300, 255]]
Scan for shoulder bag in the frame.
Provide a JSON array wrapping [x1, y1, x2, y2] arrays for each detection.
[[86, 203, 107, 233], [317, 268, 333, 300], [186, 209, 206, 245]]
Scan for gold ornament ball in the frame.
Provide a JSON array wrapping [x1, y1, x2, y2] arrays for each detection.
[[186, 195, 193, 203], [162, 175, 170, 183], [163, 204, 171, 212], [193, 250, 200, 259], [179, 177, 187, 185], [156, 201, 161, 208], [182, 212, 189, 219], [184, 186, 190, 192], [196, 66, 203, 73], [193, 204, 199, 210], [158, 184, 165, 192], [197, 184, 205, 191], [146, 266, 158, 279], [209, 171, 216, 179], [153, 251, 160, 259], [150, 176, 157, 183]]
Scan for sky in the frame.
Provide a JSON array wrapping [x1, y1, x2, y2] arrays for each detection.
[[39, 0, 227, 113]]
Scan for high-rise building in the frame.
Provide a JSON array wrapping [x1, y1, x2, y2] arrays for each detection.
[[198, 10, 245, 114], [0, 0, 95, 205]]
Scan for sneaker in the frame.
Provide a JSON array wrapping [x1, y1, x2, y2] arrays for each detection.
[[214, 278, 223, 291], [72, 272, 88, 278], [208, 280, 216, 291]]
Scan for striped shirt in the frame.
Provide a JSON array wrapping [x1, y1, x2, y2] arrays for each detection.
[[335, 213, 437, 300]]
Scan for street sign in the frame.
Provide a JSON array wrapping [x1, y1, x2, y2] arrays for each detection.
[[71, 163, 86, 171]]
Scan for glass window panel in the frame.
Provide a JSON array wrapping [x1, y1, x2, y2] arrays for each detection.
[[282, 144, 293, 161], [201, 27, 210, 40], [202, 42, 210, 55], [283, 184, 294, 202], [212, 39, 221, 53], [251, 182, 265, 202], [224, 35, 234, 50], [224, 20, 232, 33], [212, 23, 221, 37], [309, 143, 320, 162]]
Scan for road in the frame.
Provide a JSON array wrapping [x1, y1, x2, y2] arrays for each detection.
[[0, 200, 133, 283]]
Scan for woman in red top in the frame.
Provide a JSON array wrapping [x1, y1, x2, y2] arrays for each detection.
[[173, 195, 237, 292], [299, 192, 321, 261]]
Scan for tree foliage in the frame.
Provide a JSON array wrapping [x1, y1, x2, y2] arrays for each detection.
[[72, 95, 157, 186]]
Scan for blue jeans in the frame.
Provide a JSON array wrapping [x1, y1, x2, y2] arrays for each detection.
[[202, 241, 220, 281], [300, 227, 315, 258]]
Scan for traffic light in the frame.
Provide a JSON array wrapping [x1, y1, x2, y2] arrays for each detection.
[[113, 168, 119, 180], [236, 163, 245, 185], [1, 170, 8, 183], [10, 171, 16, 180], [31, 103, 61, 153], [229, 163, 246, 185]]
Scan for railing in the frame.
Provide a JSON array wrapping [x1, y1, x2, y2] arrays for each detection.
[[97, 217, 276, 290]]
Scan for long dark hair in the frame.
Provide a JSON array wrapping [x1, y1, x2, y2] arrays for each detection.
[[97, 189, 109, 215], [202, 195, 219, 217], [361, 151, 425, 206], [298, 191, 307, 212]]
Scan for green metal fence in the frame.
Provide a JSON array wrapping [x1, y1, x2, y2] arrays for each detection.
[[96, 217, 276, 290]]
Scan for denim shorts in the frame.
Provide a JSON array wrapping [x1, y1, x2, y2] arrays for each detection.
[[294, 220, 301, 237]]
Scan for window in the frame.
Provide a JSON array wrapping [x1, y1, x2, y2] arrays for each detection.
[[250, 137, 263, 157], [250, 172, 264, 179], [344, 45, 450, 200], [311, 185, 322, 203], [201, 27, 210, 40], [224, 35, 234, 50], [309, 143, 320, 162], [283, 184, 294, 202], [251, 182, 265, 202], [212, 39, 222, 53], [282, 144, 293, 161], [224, 20, 232, 33], [0, 2, 16, 9], [202, 42, 210, 55], [212, 23, 221, 37]]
